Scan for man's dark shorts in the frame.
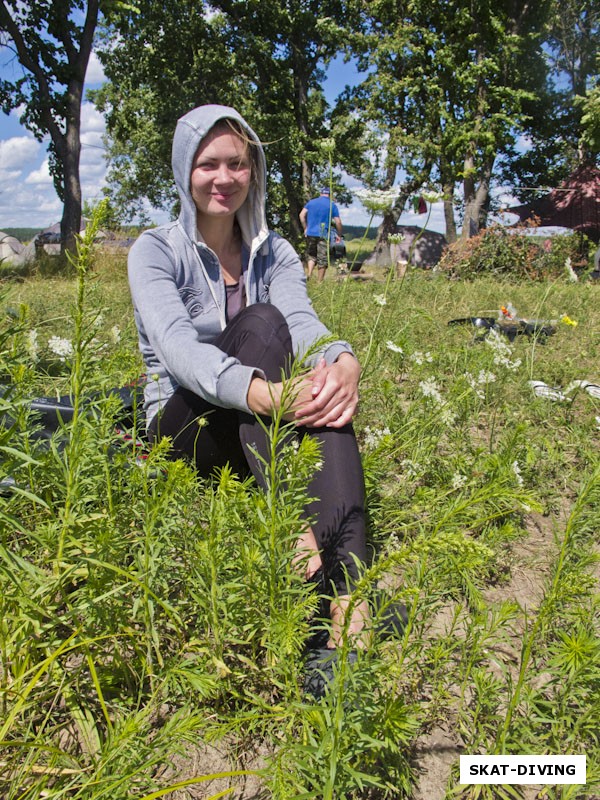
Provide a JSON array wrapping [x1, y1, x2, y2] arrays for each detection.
[[306, 236, 330, 268]]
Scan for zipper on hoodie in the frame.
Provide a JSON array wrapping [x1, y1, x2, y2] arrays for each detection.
[[193, 230, 270, 329], [193, 243, 227, 330]]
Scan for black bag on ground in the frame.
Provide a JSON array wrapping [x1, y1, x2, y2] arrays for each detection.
[[0, 380, 144, 443]]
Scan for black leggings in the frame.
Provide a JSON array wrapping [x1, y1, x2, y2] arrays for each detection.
[[148, 304, 367, 593]]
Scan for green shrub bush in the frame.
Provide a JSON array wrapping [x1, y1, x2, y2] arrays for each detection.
[[438, 223, 593, 280]]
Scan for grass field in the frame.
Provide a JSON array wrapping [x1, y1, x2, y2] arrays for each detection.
[[0, 229, 598, 799]]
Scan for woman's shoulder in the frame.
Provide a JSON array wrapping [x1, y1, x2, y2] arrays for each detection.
[[130, 221, 180, 250], [264, 230, 299, 258], [128, 221, 189, 267]]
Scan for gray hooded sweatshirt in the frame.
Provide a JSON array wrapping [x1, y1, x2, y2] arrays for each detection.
[[128, 104, 353, 425]]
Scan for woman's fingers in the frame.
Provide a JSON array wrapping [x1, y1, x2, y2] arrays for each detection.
[[311, 358, 327, 397], [294, 367, 358, 427]]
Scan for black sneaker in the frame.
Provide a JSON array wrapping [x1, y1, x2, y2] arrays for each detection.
[[371, 593, 408, 640], [303, 647, 358, 699], [305, 568, 331, 650]]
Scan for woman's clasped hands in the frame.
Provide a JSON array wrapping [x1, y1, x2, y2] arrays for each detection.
[[247, 353, 360, 429]]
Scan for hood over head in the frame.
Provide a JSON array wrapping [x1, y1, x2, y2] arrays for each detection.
[[172, 104, 269, 248]]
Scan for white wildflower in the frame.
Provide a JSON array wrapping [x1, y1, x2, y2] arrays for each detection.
[[110, 325, 121, 344], [47, 335, 74, 361], [485, 327, 511, 356], [411, 351, 433, 365], [364, 425, 390, 449], [386, 340, 403, 354], [512, 460, 524, 487], [374, 294, 387, 306], [26, 329, 39, 362], [421, 190, 443, 203], [485, 329, 521, 371], [93, 313, 104, 328], [466, 372, 485, 400], [495, 354, 522, 371], [452, 472, 467, 490], [565, 256, 578, 282], [419, 378, 443, 404], [353, 187, 400, 213], [477, 370, 496, 384], [401, 459, 422, 479], [387, 232, 405, 244], [439, 406, 457, 426]]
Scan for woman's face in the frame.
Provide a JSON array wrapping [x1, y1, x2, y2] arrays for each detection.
[[190, 126, 252, 223]]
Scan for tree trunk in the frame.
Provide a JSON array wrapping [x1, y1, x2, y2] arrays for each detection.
[[462, 154, 494, 239], [61, 120, 83, 256], [367, 211, 400, 265], [367, 165, 431, 265], [292, 49, 314, 201], [443, 184, 457, 244], [279, 160, 304, 241]]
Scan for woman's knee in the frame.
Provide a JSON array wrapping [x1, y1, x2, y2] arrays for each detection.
[[236, 303, 292, 355], [241, 303, 289, 335]]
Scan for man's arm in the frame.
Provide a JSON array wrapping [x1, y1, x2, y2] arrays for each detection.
[[299, 207, 308, 234]]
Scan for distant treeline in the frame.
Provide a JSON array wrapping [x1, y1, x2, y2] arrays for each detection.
[[343, 225, 377, 241], [3, 228, 39, 243], [4, 224, 377, 244]]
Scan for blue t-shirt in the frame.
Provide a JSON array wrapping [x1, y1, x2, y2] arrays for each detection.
[[303, 195, 340, 238]]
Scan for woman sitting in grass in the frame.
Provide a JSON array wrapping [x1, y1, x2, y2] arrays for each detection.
[[127, 104, 370, 684]]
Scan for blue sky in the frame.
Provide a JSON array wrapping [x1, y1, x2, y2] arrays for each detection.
[[0, 49, 523, 235], [0, 50, 108, 230]]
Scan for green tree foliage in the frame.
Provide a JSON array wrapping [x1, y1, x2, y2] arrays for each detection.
[[92, 0, 240, 225], [0, 0, 102, 254], [94, 0, 361, 240], [346, 0, 551, 250], [500, 0, 599, 201], [577, 59, 600, 153]]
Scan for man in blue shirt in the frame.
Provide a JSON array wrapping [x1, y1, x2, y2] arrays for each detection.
[[299, 188, 343, 282]]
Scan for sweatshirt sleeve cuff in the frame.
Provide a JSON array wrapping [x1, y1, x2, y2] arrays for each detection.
[[217, 363, 266, 413], [322, 342, 355, 365]]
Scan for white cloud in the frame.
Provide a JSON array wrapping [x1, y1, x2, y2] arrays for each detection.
[[0, 136, 39, 170], [85, 51, 106, 85], [81, 101, 106, 134], [0, 168, 21, 182], [515, 134, 533, 152], [0, 183, 61, 225], [0, 70, 111, 227], [81, 130, 104, 149], [81, 159, 107, 178], [25, 159, 52, 185]]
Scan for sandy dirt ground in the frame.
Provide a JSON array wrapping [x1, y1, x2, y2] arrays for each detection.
[[160, 506, 597, 800]]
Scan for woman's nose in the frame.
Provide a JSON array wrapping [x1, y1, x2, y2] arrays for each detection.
[[214, 163, 235, 183]]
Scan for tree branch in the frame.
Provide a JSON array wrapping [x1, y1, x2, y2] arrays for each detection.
[[0, 0, 64, 146]]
